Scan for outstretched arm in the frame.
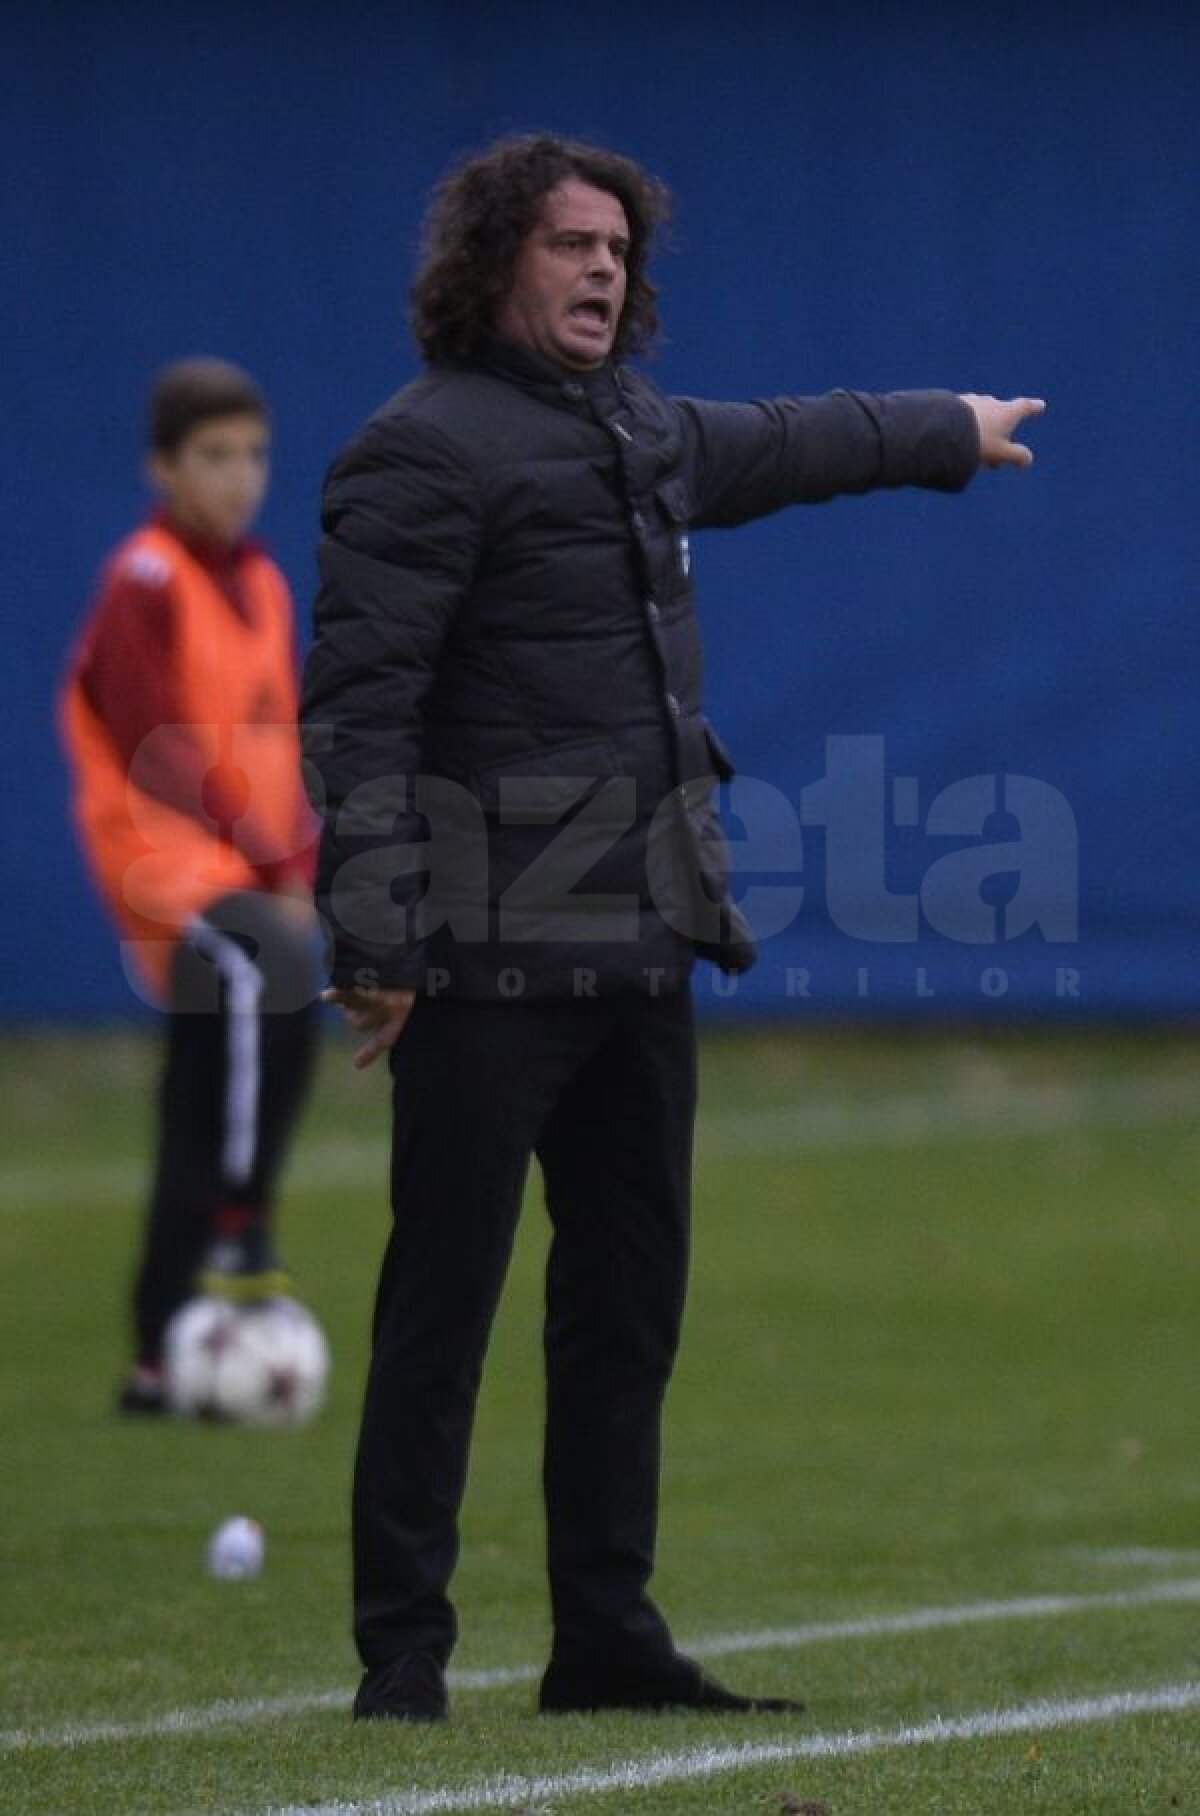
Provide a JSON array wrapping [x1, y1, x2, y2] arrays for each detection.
[[675, 388, 980, 528], [674, 388, 1044, 529]]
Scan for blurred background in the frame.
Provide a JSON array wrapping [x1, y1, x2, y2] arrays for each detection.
[[5, 13, 1200, 1800], [4, 0, 1197, 1023]]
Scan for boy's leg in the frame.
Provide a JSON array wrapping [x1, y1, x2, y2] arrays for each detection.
[[127, 890, 319, 1384], [128, 945, 226, 1377], [189, 891, 320, 1293]]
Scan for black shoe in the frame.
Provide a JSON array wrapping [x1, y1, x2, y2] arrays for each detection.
[[538, 1651, 804, 1715], [116, 1363, 166, 1416], [197, 1221, 292, 1304], [353, 1652, 449, 1723]]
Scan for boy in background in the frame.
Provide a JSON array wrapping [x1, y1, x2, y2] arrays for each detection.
[[60, 357, 321, 1413]]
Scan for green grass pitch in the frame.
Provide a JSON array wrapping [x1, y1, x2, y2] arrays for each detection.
[[2, 1022, 1199, 1813]]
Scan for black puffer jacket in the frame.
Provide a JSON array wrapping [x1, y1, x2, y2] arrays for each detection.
[[300, 336, 978, 998]]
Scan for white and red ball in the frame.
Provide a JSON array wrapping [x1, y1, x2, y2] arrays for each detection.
[[163, 1295, 330, 1427]]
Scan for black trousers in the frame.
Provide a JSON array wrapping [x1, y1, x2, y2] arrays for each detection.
[[353, 987, 697, 1671], [132, 890, 319, 1361]]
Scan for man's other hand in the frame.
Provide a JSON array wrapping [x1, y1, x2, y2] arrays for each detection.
[[959, 394, 1046, 468], [321, 985, 417, 1069]]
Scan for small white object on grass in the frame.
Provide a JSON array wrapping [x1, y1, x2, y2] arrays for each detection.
[[207, 1516, 265, 1580]]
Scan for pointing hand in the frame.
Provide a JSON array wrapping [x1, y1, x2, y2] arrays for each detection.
[[959, 394, 1046, 469]]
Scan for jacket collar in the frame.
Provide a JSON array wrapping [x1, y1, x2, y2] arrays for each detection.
[[452, 334, 681, 482], [467, 333, 624, 410]]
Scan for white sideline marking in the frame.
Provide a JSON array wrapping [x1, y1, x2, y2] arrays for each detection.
[[4, 1070, 1199, 1212], [0, 1673, 534, 1756], [1067, 1546, 1200, 1571], [265, 1680, 1200, 1815], [683, 1572, 1200, 1657], [6, 1575, 1200, 1755]]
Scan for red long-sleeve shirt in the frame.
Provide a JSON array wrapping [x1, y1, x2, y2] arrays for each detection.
[[61, 511, 318, 997], [73, 510, 316, 892]]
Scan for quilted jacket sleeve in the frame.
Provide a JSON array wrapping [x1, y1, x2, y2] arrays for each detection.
[[300, 413, 482, 988], [672, 389, 980, 528]]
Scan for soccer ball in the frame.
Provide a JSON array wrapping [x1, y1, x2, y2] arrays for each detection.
[[163, 1295, 330, 1427]]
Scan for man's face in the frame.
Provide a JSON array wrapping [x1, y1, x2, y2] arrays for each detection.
[[149, 413, 270, 545], [494, 179, 630, 371]]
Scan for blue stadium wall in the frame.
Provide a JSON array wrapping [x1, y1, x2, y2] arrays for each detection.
[[4, 0, 1197, 1022]]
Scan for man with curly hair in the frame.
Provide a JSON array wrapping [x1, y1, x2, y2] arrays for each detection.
[[302, 133, 1043, 1722]]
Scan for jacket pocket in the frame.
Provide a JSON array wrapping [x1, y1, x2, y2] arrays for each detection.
[[469, 736, 624, 816]]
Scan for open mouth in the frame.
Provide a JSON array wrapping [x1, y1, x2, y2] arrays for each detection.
[[568, 297, 613, 332]]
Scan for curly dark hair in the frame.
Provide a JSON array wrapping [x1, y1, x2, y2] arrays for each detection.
[[411, 134, 672, 365]]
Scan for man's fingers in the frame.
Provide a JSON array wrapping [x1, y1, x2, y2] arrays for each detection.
[[353, 1033, 387, 1071], [969, 396, 1045, 469], [321, 984, 416, 1067], [352, 1018, 395, 1068], [999, 398, 1045, 448], [352, 1004, 416, 1069], [325, 991, 376, 1030], [961, 393, 1046, 469], [352, 1018, 404, 1069]]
